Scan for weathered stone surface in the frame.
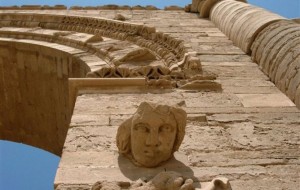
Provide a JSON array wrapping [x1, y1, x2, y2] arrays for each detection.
[[0, 39, 89, 155], [236, 94, 295, 107], [0, 3, 299, 190], [56, 89, 300, 189], [210, 0, 284, 53], [116, 102, 187, 168], [251, 20, 296, 63], [251, 19, 300, 108]]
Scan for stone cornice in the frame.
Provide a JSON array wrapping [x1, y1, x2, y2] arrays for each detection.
[[0, 12, 200, 72]]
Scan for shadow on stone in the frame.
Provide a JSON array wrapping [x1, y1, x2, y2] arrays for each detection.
[[118, 154, 201, 188]]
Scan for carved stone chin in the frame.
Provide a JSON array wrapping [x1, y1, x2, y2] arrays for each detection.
[[116, 102, 187, 168]]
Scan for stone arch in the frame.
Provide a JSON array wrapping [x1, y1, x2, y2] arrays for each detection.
[[0, 38, 91, 155], [0, 10, 211, 156]]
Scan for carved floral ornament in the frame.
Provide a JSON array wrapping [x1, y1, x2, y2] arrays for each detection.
[[0, 13, 222, 91], [0, 13, 211, 85]]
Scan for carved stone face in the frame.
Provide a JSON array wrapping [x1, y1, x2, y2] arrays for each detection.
[[131, 110, 177, 167], [116, 102, 187, 168]]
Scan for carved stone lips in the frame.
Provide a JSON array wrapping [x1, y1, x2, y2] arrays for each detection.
[[144, 149, 157, 158]]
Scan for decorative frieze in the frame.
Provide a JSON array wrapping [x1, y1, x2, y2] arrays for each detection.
[[0, 13, 200, 72]]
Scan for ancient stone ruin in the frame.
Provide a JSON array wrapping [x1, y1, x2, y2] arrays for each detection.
[[0, 0, 299, 189], [116, 102, 187, 168]]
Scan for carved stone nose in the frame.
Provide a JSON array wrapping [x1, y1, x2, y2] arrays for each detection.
[[146, 133, 160, 147]]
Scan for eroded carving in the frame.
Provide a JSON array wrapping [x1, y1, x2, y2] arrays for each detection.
[[87, 65, 171, 79], [0, 13, 198, 70], [91, 171, 232, 190], [0, 13, 221, 91], [116, 102, 187, 168], [112, 48, 157, 66], [129, 171, 194, 190], [114, 14, 126, 21], [203, 177, 232, 190]]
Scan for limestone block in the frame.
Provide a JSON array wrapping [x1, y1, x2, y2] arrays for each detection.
[[179, 80, 222, 91], [236, 94, 295, 108], [114, 13, 126, 21], [198, 54, 252, 62], [70, 114, 109, 127], [295, 85, 300, 108]]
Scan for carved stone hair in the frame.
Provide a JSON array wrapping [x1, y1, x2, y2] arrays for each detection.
[[116, 102, 187, 156]]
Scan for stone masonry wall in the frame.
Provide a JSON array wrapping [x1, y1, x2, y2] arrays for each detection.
[[54, 9, 300, 190], [208, 0, 300, 108], [0, 1, 299, 189]]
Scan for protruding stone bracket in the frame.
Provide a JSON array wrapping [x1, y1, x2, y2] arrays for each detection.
[[68, 78, 147, 113]]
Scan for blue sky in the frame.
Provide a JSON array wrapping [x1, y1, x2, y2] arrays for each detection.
[[0, 0, 299, 18], [0, 141, 60, 189], [0, 1, 299, 190]]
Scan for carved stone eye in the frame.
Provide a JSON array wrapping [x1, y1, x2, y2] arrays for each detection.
[[134, 124, 150, 133], [159, 124, 172, 133]]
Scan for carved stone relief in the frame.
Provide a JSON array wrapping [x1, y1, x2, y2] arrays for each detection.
[[91, 171, 232, 190], [0, 13, 195, 68], [92, 102, 233, 190], [116, 102, 187, 168], [0, 13, 221, 91]]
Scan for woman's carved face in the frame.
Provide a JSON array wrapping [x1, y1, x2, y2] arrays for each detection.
[[131, 110, 177, 167]]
